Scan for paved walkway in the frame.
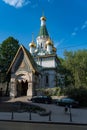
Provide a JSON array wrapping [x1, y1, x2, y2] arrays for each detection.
[[0, 104, 87, 124], [0, 96, 87, 124]]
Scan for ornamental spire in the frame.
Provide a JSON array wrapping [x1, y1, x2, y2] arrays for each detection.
[[32, 32, 34, 42], [38, 13, 49, 37], [29, 33, 36, 49]]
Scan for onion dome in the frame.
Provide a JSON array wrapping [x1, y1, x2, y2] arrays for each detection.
[[29, 41, 36, 48], [52, 47, 56, 52], [46, 38, 53, 46], [38, 15, 49, 37]]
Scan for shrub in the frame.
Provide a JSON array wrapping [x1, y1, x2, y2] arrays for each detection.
[[63, 86, 87, 107]]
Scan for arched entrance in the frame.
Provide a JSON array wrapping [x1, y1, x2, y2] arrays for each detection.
[[17, 80, 28, 97]]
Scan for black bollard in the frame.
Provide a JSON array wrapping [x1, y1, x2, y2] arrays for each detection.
[[70, 111, 72, 122], [49, 111, 51, 121], [69, 105, 72, 122], [11, 111, 14, 120], [29, 110, 31, 120]]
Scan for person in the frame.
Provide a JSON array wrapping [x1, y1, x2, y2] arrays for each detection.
[[64, 105, 68, 113]]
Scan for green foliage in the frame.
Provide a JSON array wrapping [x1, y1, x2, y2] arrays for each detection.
[[63, 86, 87, 106], [37, 87, 63, 96], [61, 50, 87, 88], [0, 36, 20, 82], [0, 73, 6, 83], [53, 87, 62, 96], [20, 102, 46, 113], [59, 50, 87, 106], [0, 36, 19, 71]]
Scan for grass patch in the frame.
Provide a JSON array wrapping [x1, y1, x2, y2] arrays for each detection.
[[0, 101, 46, 113]]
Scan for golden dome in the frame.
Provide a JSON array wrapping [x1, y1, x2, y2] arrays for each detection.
[[29, 41, 36, 48], [46, 38, 53, 46], [40, 16, 46, 21], [52, 47, 56, 52]]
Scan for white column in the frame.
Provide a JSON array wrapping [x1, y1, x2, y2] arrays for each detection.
[[10, 78, 17, 97], [27, 82, 33, 97]]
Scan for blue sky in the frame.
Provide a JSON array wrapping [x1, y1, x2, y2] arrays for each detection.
[[0, 0, 87, 58]]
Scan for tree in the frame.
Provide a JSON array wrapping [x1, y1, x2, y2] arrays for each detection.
[[59, 55, 74, 87], [0, 37, 19, 71], [62, 50, 87, 88], [0, 36, 20, 82], [60, 50, 87, 106]]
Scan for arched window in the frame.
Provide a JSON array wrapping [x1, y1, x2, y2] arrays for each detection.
[[41, 43, 42, 48], [45, 75, 49, 85]]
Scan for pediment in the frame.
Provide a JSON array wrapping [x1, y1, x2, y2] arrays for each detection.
[[7, 45, 39, 74]]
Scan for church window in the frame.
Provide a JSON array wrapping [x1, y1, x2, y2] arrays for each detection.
[[41, 43, 43, 48], [41, 58, 42, 61]]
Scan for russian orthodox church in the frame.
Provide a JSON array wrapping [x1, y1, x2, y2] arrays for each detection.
[[7, 15, 60, 98]]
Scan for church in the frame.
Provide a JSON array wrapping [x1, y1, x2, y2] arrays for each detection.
[[7, 14, 60, 98]]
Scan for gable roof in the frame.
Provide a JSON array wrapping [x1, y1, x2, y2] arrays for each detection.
[[7, 45, 39, 74]]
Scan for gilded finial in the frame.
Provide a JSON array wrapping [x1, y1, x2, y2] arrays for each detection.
[[40, 10, 46, 21], [42, 9, 44, 17], [29, 32, 36, 48], [32, 32, 34, 42]]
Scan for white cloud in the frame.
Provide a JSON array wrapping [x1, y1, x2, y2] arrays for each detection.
[[71, 32, 77, 36], [81, 20, 87, 30], [2, 0, 31, 8], [71, 27, 78, 36], [71, 20, 87, 37], [74, 27, 78, 31], [58, 39, 65, 45], [54, 39, 65, 49]]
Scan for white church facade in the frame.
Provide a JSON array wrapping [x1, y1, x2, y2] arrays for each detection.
[[7, 15, 60, 98]]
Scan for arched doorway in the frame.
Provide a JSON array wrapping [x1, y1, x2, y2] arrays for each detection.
[[17, 80, 28, 97]]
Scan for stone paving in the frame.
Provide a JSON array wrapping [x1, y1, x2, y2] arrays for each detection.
[[0, 96, 87, 124], [0, 105, 87, 124]]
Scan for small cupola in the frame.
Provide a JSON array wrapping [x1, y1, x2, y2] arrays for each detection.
[[46, 38, 53, 54], [29, 41, 36, 54], [29, 41, 36, 48], [52, 46, 56, 53], [46, 38, 53, 46], [29, 33, 36, 54]]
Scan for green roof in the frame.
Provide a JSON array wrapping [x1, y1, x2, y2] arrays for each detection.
[[38, 25, 49, 37]]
